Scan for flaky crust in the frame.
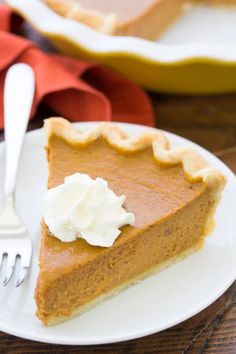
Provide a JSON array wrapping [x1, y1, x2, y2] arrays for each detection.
[[43, 0, 117, 34], [45, 117, 225, 194]]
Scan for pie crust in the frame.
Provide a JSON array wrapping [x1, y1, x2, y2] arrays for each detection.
[[43, 0, 117, 34], [45, 117, 225, 191]]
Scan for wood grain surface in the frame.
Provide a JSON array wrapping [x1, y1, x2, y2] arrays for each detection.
[[0, 19, 236, 353]]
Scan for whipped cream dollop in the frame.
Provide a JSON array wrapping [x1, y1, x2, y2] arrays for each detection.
[[43, 173, 135, 247]]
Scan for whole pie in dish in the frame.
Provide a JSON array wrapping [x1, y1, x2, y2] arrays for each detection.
[[43, 0, 236, 39], [35, 118, 225, 325]]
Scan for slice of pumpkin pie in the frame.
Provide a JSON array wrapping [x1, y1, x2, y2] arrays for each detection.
[[35, 118, 225, 325]]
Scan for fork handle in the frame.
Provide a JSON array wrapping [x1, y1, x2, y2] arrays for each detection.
[[4, 64, 35, 199]]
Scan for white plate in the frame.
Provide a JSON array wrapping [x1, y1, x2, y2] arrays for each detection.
[[0, 122, 235, 345]]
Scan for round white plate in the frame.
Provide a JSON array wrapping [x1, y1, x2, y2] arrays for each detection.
[[0, 122, 235, 345]]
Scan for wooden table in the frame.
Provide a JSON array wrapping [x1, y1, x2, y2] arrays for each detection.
[[0, 23, 236, 353]]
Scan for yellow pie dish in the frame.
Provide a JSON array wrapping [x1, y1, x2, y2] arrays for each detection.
[[6, 0, 236, 94]]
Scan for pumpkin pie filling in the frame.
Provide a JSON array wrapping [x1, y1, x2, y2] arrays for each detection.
[[35, 118, 225, 325]]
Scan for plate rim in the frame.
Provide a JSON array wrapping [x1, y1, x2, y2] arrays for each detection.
[[0, 121, 235, 345]]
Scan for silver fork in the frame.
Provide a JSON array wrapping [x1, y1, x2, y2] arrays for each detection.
[[0, 64, 35, 287]]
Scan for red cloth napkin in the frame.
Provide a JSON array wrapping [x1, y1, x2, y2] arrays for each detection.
[[0, 4, 154, 129]]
